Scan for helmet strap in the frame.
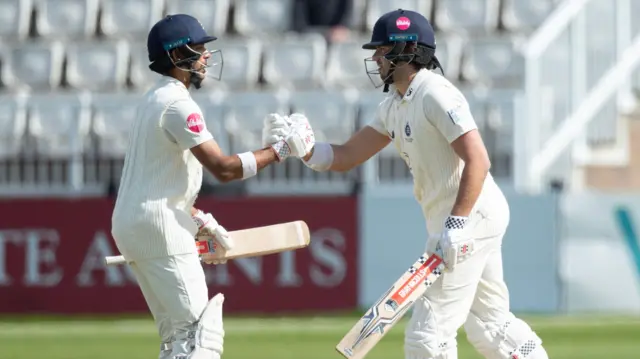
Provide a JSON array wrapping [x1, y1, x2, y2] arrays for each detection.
[[167, 45, 207, 89]]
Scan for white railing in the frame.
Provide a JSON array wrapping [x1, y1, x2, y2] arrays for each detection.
[[514, 0, 640, 193]]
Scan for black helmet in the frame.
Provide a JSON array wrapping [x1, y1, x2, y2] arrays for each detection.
[[363, 9, 443, 92]]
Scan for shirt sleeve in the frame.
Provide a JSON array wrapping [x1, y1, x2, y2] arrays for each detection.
[[367, 101, 389, 136], [161, 98, 214, 150], [423, 86, 478, 144]]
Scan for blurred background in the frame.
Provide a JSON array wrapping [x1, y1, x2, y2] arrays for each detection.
[[1, 0, 640, 358]]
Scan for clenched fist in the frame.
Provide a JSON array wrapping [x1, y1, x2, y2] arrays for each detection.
[[193, 210, 234, 265], [263, 113, 315, 161]]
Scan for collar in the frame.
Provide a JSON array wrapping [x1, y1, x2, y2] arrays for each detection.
[[392, 68, 429, 103], [159, 75, 188, 90]]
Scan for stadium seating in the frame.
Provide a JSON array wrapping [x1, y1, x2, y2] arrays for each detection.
[[0, 0, 32, 40], [501, 0, 559, 32], [0, 0, 567, 194], [99, 0, 164, 38], [0, 93, 27, 161], [91, 92, 142, 158], [34, 0, 100, 39], [165, 0, 230, 36], [435, 0, 500, 34], [65, 39, 130, 91]]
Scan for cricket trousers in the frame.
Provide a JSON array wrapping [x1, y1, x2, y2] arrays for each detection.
[[128, 252, 209, 358], [404, 231, 548, 359]]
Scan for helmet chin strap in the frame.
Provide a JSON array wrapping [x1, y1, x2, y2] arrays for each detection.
[[188, 60, 207, 89], [167, 44, 210, 89], [381, 42, 413, 93], [382, 63, 397, 93]]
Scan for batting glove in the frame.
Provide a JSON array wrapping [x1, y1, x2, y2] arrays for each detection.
[[192, 210, 234, 265], [437, 216, 475, 272], [270, 113, 315, 161], [262, 113, 289, 147]]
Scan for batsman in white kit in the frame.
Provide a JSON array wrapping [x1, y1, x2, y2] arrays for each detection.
[[263, 9, 549, 359], [110, 14, 314, 359]]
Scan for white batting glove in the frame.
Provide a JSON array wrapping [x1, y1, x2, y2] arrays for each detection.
[[192, 210, 234, 265], [270, 113, 315, 161], [262, 113, 290, 147], [436, 216, 475, 272]]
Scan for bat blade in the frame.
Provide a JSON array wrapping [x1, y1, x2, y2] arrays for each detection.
[[104, 220, 311, 266], [335, 252, 444, 359], [201, 220, 311, 260]]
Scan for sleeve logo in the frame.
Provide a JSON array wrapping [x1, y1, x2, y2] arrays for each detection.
[[187, 113, 205, 133]]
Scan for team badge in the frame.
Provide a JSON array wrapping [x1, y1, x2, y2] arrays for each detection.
[[404, 123, 413, 142]]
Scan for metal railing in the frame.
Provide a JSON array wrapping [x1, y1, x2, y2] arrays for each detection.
[[514, 0, 640, 193]]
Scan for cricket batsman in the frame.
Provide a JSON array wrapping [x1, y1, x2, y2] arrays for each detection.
[[263, 9, 549, 359], [110, 14, 313, 359]]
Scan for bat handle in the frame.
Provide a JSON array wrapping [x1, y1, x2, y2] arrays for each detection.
[[104, 239, 210, 266], [104, 255, 127, 266], [104, 254, 205, 266]]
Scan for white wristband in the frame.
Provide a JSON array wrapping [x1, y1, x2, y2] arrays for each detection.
[[238, 152, 258, 179], [303, 142, 333, 171]]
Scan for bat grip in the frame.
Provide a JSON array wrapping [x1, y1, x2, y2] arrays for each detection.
[[104, 239, 213, 266], [104, 254, 206, 266]]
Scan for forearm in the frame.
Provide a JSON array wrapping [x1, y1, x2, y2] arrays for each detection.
[[329, 144, 358, 172], [450, 161, 489, 217], [209, 147, 278, 183]]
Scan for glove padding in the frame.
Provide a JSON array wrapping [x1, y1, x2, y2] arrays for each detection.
[[436, 216, 475, 272], [193, 210, 234, 265], [263, 113, 315, 161], [262, 113, 290, 147]]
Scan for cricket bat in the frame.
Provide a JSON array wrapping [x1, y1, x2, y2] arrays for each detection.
[[104, 220, 311, 266], [335, 252, 445, 359]]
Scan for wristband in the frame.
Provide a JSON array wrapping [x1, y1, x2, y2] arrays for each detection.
[[303, 142, 333, 171], [238, 152, 258, 179]]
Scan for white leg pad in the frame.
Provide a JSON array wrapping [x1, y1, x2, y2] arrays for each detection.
[[464, 312, 548, 359], [404, 297, 458, 359], [405, 345, 457, 359], [188, 293, 225, 359], [158, 342, 172, 359]]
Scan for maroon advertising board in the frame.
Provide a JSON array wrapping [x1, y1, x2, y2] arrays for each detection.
[[0, 196, 357, 314]]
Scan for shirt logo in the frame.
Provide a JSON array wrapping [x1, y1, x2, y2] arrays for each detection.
[[396, 17, 411, 30], [447, 108, 460, 124], [187, 113, 205, 133], [404, 123, 413, 142]]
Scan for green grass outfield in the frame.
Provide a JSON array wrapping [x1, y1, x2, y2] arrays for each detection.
[[1, 315, 639, 358]]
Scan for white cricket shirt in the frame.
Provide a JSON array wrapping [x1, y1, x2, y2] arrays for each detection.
[[368, 69, 509, 236], [111, 76, 213, 260]]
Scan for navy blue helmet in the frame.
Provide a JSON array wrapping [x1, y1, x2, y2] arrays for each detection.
[[362, 9, 442, 91], [147, 14, 223, 89]]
